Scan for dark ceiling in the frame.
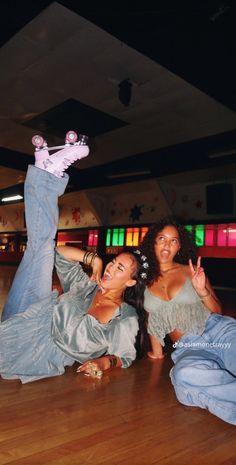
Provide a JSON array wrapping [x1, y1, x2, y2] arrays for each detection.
[[2, 1, 236, 109], [1, 0, 236, 194]]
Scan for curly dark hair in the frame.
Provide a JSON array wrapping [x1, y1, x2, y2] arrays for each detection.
[[140, 216, 197, 286]]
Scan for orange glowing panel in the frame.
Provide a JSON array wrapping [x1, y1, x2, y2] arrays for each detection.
[[140, 227, 149, 243]]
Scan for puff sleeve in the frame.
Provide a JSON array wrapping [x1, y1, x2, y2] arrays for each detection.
[[55, 249, 89, 293]]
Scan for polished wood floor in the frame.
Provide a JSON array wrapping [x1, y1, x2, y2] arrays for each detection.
[[0, 265, 236, 465]]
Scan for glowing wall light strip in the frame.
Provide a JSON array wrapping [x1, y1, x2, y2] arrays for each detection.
[[141, 227, 149, 242], [1, 195, 23, 202], [126, 227, 139, 246], [106, 229, 111, 246], [205, 227, 215, 246], [88, 229, 98, 247], [118, 228, 125, 246], [185, 225, 193, 233], [195, 225, 204, 247], [112, 228, 125, 246]]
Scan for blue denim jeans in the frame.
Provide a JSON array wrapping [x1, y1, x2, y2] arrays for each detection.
[[170, 313, 236, 425], [1, 165, 68, 321]]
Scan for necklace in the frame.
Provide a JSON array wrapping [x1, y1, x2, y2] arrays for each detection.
[[160, 265, 180, 274], [157, 265, 180, 290]]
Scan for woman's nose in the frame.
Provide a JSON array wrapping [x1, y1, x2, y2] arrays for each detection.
[[163, 238, 170, 247]]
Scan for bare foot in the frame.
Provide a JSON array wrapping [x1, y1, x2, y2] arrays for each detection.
[[147, 351, 165, 360]]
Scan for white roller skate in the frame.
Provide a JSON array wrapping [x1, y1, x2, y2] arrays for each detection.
[[32, 131, 89, 177]]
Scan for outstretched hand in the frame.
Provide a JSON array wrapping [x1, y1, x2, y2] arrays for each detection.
[[189, 256, 207, 295], [77, 356, 111, 378]]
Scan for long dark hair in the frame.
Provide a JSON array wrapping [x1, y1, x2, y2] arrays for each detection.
[[122, 248, 148, 358], [140, 216, 197, 286]]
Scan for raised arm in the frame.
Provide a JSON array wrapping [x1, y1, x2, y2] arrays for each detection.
[[57, 245, 87, 263], [189, 257, 222, 314], [55, 246, 103, 292]]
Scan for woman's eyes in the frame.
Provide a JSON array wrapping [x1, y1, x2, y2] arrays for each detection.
[[156, 236, 179, 244], [112, 260, 124, 271]]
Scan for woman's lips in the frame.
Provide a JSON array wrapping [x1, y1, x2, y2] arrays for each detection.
[[160, 250, 170, 259], [101, 271, 111, 282]]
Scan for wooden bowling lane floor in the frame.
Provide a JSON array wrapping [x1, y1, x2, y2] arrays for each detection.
[[0, 356, 236, 465], [0, 264, 236, 464], [0, 265, 17, 315]]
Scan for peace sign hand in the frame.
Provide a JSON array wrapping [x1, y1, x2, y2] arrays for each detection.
[[189, 256, 207, 295]]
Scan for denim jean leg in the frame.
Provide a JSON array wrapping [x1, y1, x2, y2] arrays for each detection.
[[170, 352, 236, 425], [202, 313, 236, 376], [1, 165, 69, 321]]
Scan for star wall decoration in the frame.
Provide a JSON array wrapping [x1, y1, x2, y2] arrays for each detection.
[[129, 204, 144, 222], [195, 200, 203, 209], [72, 208, 81, 224]]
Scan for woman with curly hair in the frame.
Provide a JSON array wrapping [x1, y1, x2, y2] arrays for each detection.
[[140, 217, 236, 425]]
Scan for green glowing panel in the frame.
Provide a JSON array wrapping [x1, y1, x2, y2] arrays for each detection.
[[106, 229, 111, 246], [185, 225, 193, 233], [112, 229, 119, 246], [195, 225, 204, 247], [118, 228, 125, 246]]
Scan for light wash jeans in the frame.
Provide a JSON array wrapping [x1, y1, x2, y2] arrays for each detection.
[[170, 313, 236, 425], [1, 165, 68, 321]]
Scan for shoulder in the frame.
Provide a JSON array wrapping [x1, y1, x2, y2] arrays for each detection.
[[118, 303, 139, 335], [120, 302, 138, 320], [177, 263, 189, 271], [179, 264, 191, 278]]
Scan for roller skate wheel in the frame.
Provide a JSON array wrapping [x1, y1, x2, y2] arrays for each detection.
[[65, 130, 78, 144], [78, 134, 88, 145], [32, 135, 44, 148]]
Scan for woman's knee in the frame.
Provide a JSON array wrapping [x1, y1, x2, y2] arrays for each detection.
[[170, 359, 213, 386], [170, 366, 198, 407], [171, 357, 223, 390], [170, 364, 192, 387]]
